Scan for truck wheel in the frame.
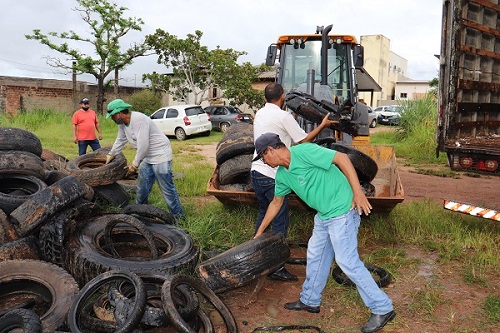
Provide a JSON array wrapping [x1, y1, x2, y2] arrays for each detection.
[[332, 264, 391, 288], [68, 270, 146, 333], [161, 274, 238, 333], [0, 259, 79, 332], [0, 308, 42, 332], [0, 127, 42, 157], [196, 231, 290, 293], [218, 154, 252, 185]]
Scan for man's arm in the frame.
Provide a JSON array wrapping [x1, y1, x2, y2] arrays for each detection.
[[72, 124, 78, 143], [95, 122, 103, 140], [299, 114, 338, 143], [254, 196, 285, 238], [333, 152, 372, 215]]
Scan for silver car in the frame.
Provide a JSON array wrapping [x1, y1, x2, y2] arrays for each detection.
[[204, 105, 253, 133]]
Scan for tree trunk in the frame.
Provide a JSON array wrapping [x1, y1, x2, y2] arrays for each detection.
[[97, 77, 105, 115]]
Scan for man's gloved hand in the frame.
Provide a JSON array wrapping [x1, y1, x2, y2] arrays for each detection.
[[105, 154, 115, 164], [124, 163, 138, 178]]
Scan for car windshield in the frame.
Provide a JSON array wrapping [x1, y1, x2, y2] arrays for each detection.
[[386, 106, 402, 112]]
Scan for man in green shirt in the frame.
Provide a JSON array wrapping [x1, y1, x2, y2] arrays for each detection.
[[253, 132, 395, 333]]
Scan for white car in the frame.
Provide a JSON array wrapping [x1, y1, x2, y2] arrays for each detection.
[[150, 105, 212, 140]]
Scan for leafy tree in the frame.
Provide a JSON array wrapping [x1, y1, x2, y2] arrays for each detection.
[[145, 29, 267, 108], [25, 0, 150, 114], [428, 77, 438, 98], [127, 90, 162, 116]]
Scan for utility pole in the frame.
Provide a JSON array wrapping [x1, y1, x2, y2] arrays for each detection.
[[72, 61, 77, 110]]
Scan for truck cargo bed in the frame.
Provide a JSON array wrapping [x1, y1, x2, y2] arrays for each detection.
[[207, 144, 404, 214]]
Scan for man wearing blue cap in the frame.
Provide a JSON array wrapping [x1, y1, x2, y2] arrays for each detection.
[[105, 99, 185, 221], [253, 132, 395, 333]]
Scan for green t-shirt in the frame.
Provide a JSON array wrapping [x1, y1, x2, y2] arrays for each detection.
[[275, 143, 353, 219]]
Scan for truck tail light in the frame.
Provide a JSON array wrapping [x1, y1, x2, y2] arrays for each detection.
[[183, 116, 191, 126]]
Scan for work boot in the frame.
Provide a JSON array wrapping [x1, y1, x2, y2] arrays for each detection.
[[267, 267, 298, 281]]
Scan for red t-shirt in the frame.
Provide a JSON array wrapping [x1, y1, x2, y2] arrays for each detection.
[[72, 109, 99, 140]]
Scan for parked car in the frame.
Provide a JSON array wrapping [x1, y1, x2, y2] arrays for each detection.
[[377, 105, 403, 125], [150, 105, 212, 140], [203, 105, 253, 132], [367, 105, 377, 128]]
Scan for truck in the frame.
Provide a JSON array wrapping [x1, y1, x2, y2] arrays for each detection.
[[436, 0, 500, 175], [207, 25, 405, 213]]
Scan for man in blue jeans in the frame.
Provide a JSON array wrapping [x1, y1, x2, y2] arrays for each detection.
[[105, 99, 185, 221], [251, 82, 336, 281], [254, 133, 395, 333]]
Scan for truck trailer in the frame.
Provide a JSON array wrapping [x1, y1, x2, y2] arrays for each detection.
[[437, 0, 500, 175]]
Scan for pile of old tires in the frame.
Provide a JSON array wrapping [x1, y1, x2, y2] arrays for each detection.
[[0, 127, 292, 332]]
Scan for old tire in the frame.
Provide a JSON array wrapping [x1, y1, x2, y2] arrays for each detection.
[[320, 143, 378, 182], [0, 236, 40, 261], [215, 124, 254, 165], [0, 151, 45, 179], [10, 176, 87, 237], [0, 174, 48, 215], [93, 182, 130, 208], [65, 215, 200, 286], [161, 274, 237, 333], [0, 208, 18, 244], [196, 231, 290, 293], [0, 308, 42, 332], [0, 127, 42, 157], [65, 150, 127, 187], [0, 260, 79, 332], [332, 264, 391, 288], [68, 270, 146, 333], [121, 204, 176, 225], [218, 154, 252, 185]]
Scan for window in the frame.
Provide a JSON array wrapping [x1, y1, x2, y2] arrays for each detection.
[[151, 109, 165, 119], [214, 108, 225, 115], [185, 107, 204, 116], [166, 109, 178, 118], [400, 93, 407, 98]]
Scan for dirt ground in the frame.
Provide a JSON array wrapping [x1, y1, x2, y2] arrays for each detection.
[[192, 132, 499, 333]]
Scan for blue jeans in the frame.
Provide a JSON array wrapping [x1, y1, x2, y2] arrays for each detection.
[[137, 160, 185, 220], [300, 210, 393, 315], [78, 139, 101, 155], [251, 170, 290, 237]]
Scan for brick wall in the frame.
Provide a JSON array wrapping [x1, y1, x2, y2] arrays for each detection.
[[0, 76, 141, 116]]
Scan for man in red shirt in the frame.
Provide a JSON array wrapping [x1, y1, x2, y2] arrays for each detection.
[[72, 97, 103, 155]]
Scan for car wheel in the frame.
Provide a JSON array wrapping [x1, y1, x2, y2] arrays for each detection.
[[370, 119, 377, 128], [175, 128, 186, 141], [220, 123, 230, 133]]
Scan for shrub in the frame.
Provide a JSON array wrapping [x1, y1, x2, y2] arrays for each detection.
[[127, 90, 162, 115]]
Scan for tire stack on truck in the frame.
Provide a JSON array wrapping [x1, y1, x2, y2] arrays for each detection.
[[0, 127, 292, 332]]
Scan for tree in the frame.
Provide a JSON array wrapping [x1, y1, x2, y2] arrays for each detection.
[[145, 29, 267, 108], [128, 89, 161, 116], [25, 0, 150, 114]]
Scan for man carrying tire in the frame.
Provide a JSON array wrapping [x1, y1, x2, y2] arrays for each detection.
[[251, 83, 336, 281], [253, 133, 395, 333], [105, 99, 185, 221]]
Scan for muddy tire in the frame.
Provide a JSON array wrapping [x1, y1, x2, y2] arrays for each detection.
[[218, 154, 253, 185], [0, 308, 42, 332], [0, 209, 18, 244], [215, 124, 254, 165], [320, 143, 378, 182], [0, 127, 42, 157], [161, 274, 238, 333], [0, 174, 48, 215], [41, 148, 68, 162], [0, 259, 79, 332], [108, 274, 199, 327], [10, 176, 87, 237], [196, 231, 290, 293], [0, 151, 45, 179], [68, 270, 146, 333], [38, 199, 100, 266], [93, 182, 130, 208], [121, 204, 176, 225], [332, 264, 391, 288], [65, 215, 200, 286], [0, 236, 40, 261], [65, 150, 127, 187], [44, 170, 94, 201]]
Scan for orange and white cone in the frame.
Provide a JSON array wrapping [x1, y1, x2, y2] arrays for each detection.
[[444, 200, 500, 221]]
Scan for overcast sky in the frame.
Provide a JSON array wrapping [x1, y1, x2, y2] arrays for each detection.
[[1, 0, 442, 86]]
